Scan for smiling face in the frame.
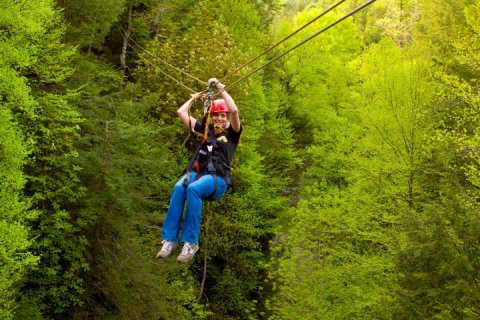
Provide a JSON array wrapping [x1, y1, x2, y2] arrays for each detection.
[[212, 112, 229, 129]]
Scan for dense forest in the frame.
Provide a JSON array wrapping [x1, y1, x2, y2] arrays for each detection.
[[1, 0, 479, 319]]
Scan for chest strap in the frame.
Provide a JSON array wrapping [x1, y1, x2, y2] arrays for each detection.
[[183, 130, 221, 201]]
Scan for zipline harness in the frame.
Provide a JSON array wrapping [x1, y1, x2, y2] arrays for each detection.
[[181, 83, 233, 201]]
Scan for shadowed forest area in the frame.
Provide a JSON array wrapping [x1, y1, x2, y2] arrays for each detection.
[[1, 0, 479, 319]]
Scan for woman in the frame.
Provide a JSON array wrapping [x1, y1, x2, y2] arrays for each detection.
[[157, 79, 242, 262]]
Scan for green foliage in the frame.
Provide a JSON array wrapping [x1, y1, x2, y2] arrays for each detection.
[[391, 3, 480, 317], [218, 0, 266, 54], [0, 0, 91, 317], [265, 3, 448, 317], [60, 0, 127, 50], [415, 0, 472, 66], [21, 90, 86, 318], [0, 109, 37, 319], [395, 200, 480, 319], [351, 39, 434, 208], [0, 0, 51, 116], [358, 0, 419, 46], [2, 0, 480, 318], [267, 189, 396, 319], [272, 7, 362, 145], [69, 80, 211, 318], [266, 7, 396, 319]]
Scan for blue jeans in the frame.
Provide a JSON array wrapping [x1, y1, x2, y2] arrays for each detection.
[[162, 172, 227, 244]]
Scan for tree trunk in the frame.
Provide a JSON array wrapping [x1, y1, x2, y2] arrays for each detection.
[[120, 3, 132, 89]]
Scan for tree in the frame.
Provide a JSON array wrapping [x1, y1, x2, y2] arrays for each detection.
[[266, 6, 397, 319], [59, 0, 128, 51], [0, 0, 92, 317], [392, 2, 480, 317], [0, 109, 37, 319], [0, 0, 83, 317], [357, 0, 420, 46]]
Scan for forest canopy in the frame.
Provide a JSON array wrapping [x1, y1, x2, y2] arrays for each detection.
[[1, 0, 479, 319]]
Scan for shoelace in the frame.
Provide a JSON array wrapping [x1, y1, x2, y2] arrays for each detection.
[[161, 240, 175, 252], [181, 243, 196, 255]]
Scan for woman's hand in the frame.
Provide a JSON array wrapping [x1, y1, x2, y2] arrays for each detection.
[[190, 92, 203, 100], [207, 78, 226, 91]]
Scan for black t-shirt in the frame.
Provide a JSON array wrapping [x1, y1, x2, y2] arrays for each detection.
[[193, 122, 242, 178]]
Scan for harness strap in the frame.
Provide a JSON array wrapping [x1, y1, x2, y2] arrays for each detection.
[[205, 144, 218, 201], [190, 94, 213, 143], [183, 103, 231, 200], [182, 132, 219, 201], [183, 142, 203, 185]]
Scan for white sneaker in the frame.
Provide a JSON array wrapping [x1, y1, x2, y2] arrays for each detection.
[[156, 240, 177, 259], [177, 242, 199, 263]]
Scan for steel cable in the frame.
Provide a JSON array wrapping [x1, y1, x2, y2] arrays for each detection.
[[127, 42, 198, 93], [223, 0, 377, 91], [127, 35, 207, 85], [220, 0, 347, 82], [120, 0, 376, 94]]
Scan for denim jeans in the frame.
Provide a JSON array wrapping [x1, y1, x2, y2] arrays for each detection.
[[162, 172, 227, 244]]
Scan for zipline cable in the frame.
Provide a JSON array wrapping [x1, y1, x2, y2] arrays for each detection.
[[220, 0, 347, 82], [128, 42, 198, 93], [154, 65, 197, 94], [125, 31, 207, 85], [223, 0, 377, 92], [120, 0, 375, 95], [119, 26, 203, 92]]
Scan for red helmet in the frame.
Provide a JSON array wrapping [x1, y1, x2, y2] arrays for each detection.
[[210, 99, 229, 114]]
